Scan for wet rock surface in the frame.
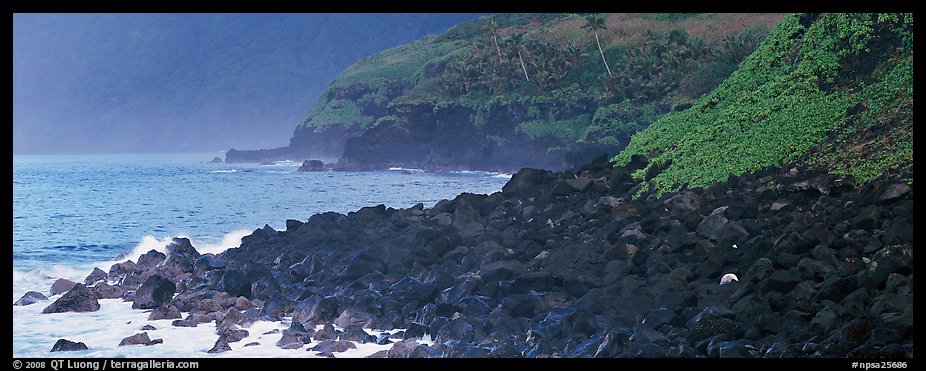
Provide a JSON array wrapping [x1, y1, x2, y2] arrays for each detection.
[[61, 158, 913, 357], [50, 339, 89, 352], [298, 159, 327, 172], [118, 332, 163, 347], [14, 291, 48, 306], [42, 284, 100, 314]]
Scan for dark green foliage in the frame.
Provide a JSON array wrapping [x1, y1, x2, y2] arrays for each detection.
[[614, 13, 913, 194]]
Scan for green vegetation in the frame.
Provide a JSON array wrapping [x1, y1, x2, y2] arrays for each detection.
[[298, 13, 786, 154], [614, 13, 914, 194]]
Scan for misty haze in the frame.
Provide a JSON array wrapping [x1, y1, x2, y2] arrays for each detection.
[[13, 12, 913, 360], [13, 13, 480, 154]]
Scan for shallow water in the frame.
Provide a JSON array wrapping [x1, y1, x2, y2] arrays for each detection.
[[13, 297, 431, 358]]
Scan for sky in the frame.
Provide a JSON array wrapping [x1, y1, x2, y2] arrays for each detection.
[[12, 13, 483, 155]]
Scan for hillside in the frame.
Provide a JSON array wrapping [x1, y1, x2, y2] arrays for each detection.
[[614, 13, 913, 194], [13, 14, 481, 154], [227, 13, 786, 169]]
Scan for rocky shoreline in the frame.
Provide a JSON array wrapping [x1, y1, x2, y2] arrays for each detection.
[[18, 155, 913, 357]]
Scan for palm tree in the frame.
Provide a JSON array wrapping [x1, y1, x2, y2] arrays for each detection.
[[583, 15, 613, 77], [484, 19, 503, 62], [508, 33, 530, 82]]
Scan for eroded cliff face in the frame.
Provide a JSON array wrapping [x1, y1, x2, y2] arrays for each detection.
[[227, 90, 621, 172], [224, 126, 361, 164], [334, 100, 619, 172]]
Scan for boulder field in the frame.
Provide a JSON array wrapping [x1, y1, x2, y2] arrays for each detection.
[[29, 155, 913, 357]]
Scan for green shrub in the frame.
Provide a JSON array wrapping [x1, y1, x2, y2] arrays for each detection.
[[614, 13, 913, 194]]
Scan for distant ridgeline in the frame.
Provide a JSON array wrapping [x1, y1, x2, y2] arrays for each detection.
[[614, 13, 913, 195], [227, 13, 786, 171]]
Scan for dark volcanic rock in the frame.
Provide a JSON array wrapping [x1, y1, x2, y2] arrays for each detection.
[[851, 205, 881, 231], [258, 293, 295, 320], [298, 160, 326, 172], [150, 155, 912, 358], [642, 307, 675, 329], [133, 275, 176, 309], [386, 339, 423, 358], [276, 333, 309, 349], [402, 322, 427, 340], [436, 318, 475, 344], [292, 295, 340, 325], [84, 268, 108, 285], [879, 183, 911, 203], [148, 304, 182, 320], [194, 254, 226, 274], [710, 340, 751, 358], [388, 276, 435, 302], [864, 245, 913, 288], [208, 339, 232, 353], [313, 323, 339, 342], [213, 270, 254, 299], [502, 168, 551, 196], [118, 332, 162, 346], [50, 278, 78, 296], [594, 328, 632, 357], [90, 282, 125, 299], [339, 325, 375, 344], [218, 326, 250, 343], [686, 307, 736, 342], [166, 237, 201, 258], [511, 271, 554, 293], [42, 284, 100, 314], [782, 173, 839, 195], [14, 291, 48, 306], [334, 309, 377, 328], [311, 340, 357, 353], [51, 339, 89, 352], [137, 249, 167, 269]]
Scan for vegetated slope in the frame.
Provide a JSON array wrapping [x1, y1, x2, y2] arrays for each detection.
[[270, 13, 785, 170], [12, 13, 481, 154], [613, 13, 913, 195]]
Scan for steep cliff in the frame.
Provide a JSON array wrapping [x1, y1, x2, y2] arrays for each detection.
[[231, 13, 785, 170]]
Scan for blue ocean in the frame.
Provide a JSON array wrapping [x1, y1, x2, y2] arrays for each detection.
[[12, 153, 510, 357]]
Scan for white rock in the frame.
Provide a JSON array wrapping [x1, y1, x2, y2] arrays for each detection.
[[720, 273, 739, 285]]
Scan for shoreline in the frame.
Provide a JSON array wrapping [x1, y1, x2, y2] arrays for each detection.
[[14, 297, 423, 358], [14, 156, 914, 358]]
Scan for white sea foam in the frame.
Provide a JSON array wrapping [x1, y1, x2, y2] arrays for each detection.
[[12, 230, 252, 304], [12, 264, 99, 302], [450, 170, 512, 179], [271, 160, 301, 167], [388, 167, 425, 173], [194, 229, 251, 255], [108, 235, 174, 263], [12, 298, 410, 358], [104, 229, 249, 267]]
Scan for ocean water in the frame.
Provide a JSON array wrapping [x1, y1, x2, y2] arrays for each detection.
[[12, 153, 508, 357]]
